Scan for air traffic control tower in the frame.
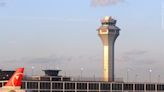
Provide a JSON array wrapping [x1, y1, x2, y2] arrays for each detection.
[[98, 16, 120, 82]]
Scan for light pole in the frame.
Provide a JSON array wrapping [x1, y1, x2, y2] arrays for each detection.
[[149, 69, 152, 83], [158, 75, 160, 83], [32, 66, 35, 76], [135, 74, 138, 82], [80, 68, 84, 80], [127, 69, 130, 82]]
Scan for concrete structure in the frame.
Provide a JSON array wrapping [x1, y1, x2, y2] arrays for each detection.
[[98, 16, 120, 82]]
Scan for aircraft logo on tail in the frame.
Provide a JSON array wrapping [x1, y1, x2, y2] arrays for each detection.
[[0, 68, 25, 92]]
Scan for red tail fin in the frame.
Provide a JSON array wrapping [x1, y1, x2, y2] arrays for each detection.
[[5, 68, 24, 87]]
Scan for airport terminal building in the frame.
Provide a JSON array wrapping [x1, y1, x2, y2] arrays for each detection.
[[0, 69, 164, 92], [1, 77, 164, 92]]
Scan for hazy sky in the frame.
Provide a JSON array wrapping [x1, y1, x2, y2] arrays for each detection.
[[0, 0, 164, 82]]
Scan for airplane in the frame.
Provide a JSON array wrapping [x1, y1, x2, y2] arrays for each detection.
[[0, 68, 25, 92]]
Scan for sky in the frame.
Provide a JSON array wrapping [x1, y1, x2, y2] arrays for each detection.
[[0, 0, 164, 82]]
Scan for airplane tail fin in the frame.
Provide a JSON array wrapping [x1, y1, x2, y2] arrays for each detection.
[[4, 68, 24, 88]]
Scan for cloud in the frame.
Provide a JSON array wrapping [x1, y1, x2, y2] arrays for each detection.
[[91, 0, 124, 7], [124, 50, 148, 56], [0, 54, 74, 69], [116, 49, 153, 67], [117, 50, 161, 72], [116, 50, 148, 63], [0, 0, 6, 7]]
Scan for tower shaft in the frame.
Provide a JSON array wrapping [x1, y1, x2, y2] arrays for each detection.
[[99, 33, 118, 81]]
